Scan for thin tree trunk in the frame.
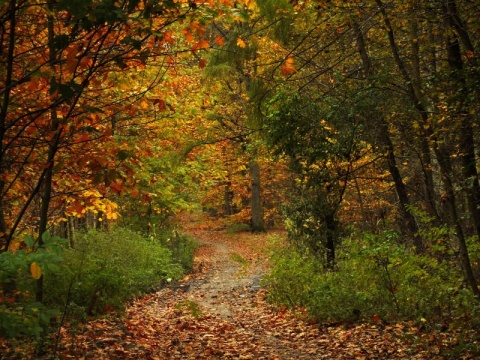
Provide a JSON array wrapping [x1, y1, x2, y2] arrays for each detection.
[[249, 161, 265, 232], [0, 0, 17, 252], [36, 3, 61, 303], [324, 212, 336, 270], [68, 216, 75, 248], [353, 20, 423, 252], [442, 0, 480, 241], [224, 180, 233, 216], [376, 0, 480, 296], [353, 175, 368, 227], [409, 15, 440, 222], [419, 138, 440, 221]]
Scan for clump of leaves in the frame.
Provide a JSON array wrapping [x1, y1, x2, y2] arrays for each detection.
[[226, 223, 251, 234], [176, 299, 201, 317]]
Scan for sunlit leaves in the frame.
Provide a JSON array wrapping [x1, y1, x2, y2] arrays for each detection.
[[236, 37, 247, 48], [0, 0, 242, 247]]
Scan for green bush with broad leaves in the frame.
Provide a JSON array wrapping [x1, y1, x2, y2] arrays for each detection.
[[1, 226, 197, 354], [0, 233, 66, 339], [265, 230, 475, 325], [44, 227, 191, 317]]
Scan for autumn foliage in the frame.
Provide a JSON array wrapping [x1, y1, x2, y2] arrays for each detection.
[[2, 0, 480, 357]]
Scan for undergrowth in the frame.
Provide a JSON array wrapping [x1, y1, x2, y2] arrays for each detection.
[[1, 227, 197, 346], [264, 231, 478, 328]]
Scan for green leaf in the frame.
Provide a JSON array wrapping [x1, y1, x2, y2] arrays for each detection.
[[117, 150, 131, 161], [53, 35, 70, 51], [24, 235, 34, 248], [41, 231, 51, 244], [56, 0, 92, 19]]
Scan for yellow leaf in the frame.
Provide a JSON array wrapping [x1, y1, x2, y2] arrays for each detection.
[[239, 0, 256, 10], [118, 82, 131, 91], [139, 99, 150, 109], [30, 262, 42, 280], [237, 37, 246, 48]]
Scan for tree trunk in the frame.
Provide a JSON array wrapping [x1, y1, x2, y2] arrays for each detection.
[[249, 161, 265, 232], [442, 0, 480, 241], [376, 0, 480, 295], [419, 138, 440, 221], [410, 15, 440, 222], [224, 180, 234, 216], [68, 216, 75, 248], [0, 0, 17, 252], [324, 212, 336, 270], [381, 121, 423, 252], [36, 4, 61, 303], [353, 20, 423, 252]]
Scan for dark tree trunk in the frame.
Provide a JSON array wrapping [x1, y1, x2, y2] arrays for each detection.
[[381, 121, 423, 252], [353, 20, 423, 252], [419, 138, 440, 221], [442, 1, 480, 241], [324, 212, 336, 270], [0, 0, 17, 252], [36, 0, 63, 303], [224, 180, 234, 216], [249, 161, 265, 232], [376, 0, 480, 295], [68, 216, 75, 248]]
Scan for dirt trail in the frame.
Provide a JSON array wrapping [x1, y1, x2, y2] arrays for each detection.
[[187, 237, 252, 319], [184, 229, 265, 320], [165, 216, 318, 359], [52, 213, 448, 359]]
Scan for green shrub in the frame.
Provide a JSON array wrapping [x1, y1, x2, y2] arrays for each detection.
[[157, 230, 198, 273], [265, 231, 474, 324], [0, 233, 66, 339], [226, 223, 251, 234], [265, 237, 317, 308], [44, 227, 185, 318]]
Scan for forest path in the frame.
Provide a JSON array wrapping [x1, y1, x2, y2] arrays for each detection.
[[56, 213, 440, 359]]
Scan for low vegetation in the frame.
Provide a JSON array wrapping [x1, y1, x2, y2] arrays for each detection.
[[0, 227, 196, 347], [265, 229, 479, 329]]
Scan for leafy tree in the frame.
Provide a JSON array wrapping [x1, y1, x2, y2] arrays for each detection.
[[241, 0, 480, 293]]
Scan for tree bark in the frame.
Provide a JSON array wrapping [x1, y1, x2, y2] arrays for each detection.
[[0, 0, 17, 252], [36, 2, 61, 303], [249, 161, 265, 232], [67, 217, 75, 248], [324, 212, 336, 270], [353, 20, 423, 252], [376, 0, 480, 296], [224, 180, 234, 216], [442, 0, 480, 241]]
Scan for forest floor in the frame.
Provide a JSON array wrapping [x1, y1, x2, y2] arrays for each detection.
[[12, 212, 479, 359]]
